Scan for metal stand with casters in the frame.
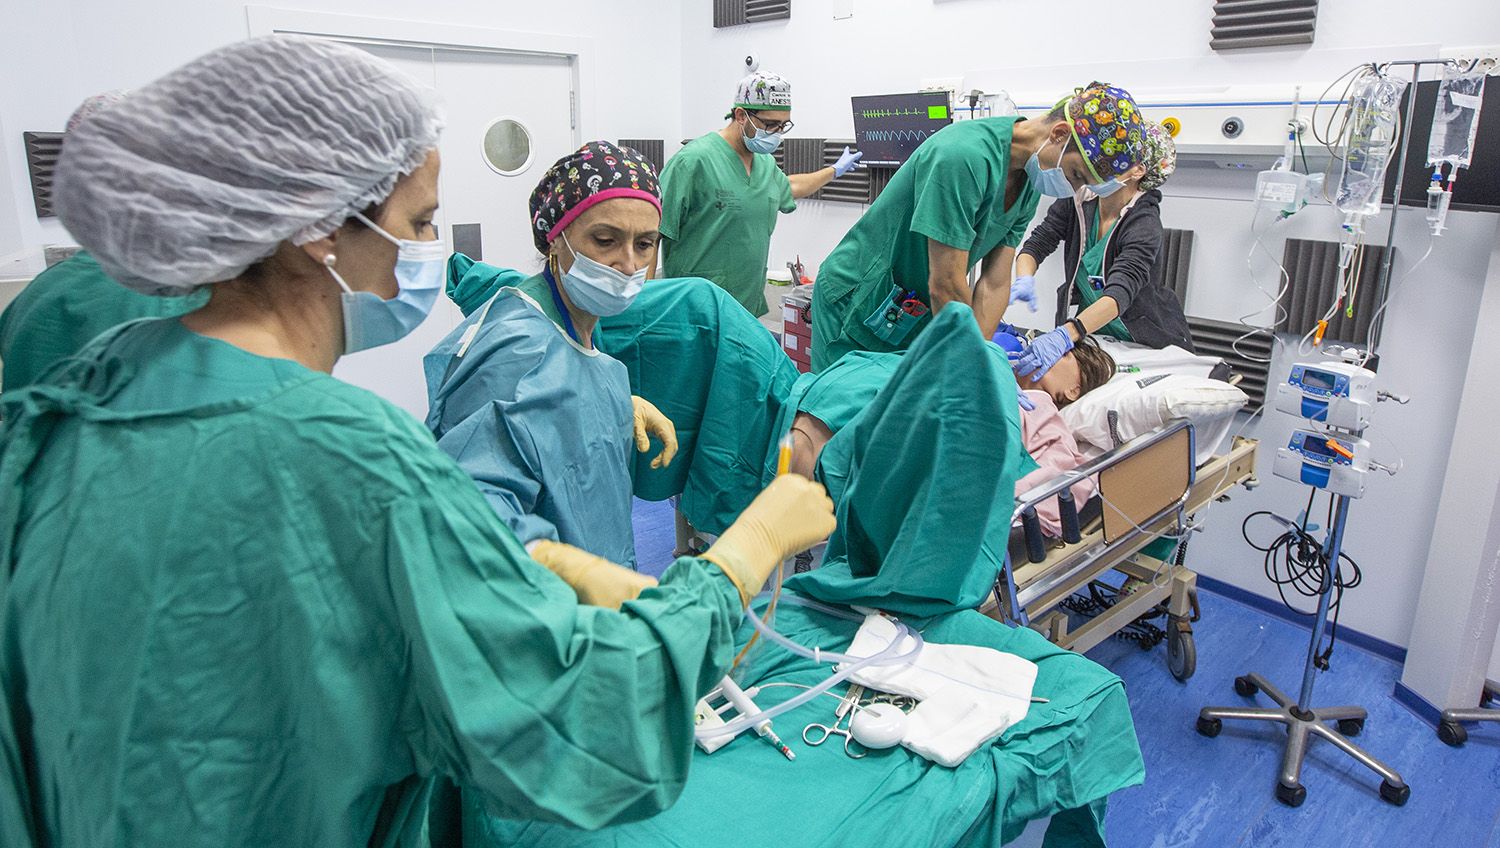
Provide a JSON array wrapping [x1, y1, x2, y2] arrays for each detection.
[[1437, 692, 1500, 746], [1197, 494, 1410, 808]]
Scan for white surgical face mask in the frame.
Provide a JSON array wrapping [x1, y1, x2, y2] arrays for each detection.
[[325, 212, 447, 354], [557, 232, 647, 317]]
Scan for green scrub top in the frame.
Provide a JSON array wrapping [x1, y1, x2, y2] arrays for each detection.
[[809, 116, 1040, 371], [0, 250, 207, 391], [0, 318, 744, 847], [659, 133, 796, 317], [1072, 208, 1132, 342]]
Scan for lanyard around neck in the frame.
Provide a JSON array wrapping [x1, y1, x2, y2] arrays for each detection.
[[541, 264, 583, 345]]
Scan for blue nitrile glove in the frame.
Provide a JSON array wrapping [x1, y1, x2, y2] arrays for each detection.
[[1018, 391, 1036, 411], [1013, 326, 1075, 383], [992, 322, 1026, 353], [1009, 275, 1038, 312], [833, 147, 864, 177]]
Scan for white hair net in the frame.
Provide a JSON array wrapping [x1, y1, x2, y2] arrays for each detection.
[[65, 90, 130, 133], [53, 35, 444, 295]]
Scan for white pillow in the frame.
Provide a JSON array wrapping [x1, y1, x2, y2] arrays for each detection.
[[1061, 370, 1249, 465], [1094, 336, 1220, 379]]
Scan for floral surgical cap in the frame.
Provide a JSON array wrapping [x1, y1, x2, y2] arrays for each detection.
[[1061, 81, 1146, 183], [1138, 120, 1177, 191], [528, 142, 661, 253]]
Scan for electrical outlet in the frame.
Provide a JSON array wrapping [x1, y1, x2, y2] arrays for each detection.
[[920, 77, 963, 96], [1438, 45, 1500, 69]]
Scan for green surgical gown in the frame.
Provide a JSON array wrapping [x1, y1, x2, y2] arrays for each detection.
[[786, 304, 1036, 617], [659, 133, 796, 317], [810, 117, 1041, 371], [598, 276, 801, 534], [0, 250, 206, 391], [0, 318, 745, 848]]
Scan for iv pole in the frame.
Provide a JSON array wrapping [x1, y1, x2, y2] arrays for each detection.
[[1191, 59, 1478, 810]]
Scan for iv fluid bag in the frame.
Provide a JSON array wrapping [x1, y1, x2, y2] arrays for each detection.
[[1427, 64, 1487, 169], [1336, 72, 1409, 217]]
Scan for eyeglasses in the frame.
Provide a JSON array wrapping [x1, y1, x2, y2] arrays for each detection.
[[747, 112, 794, 134]]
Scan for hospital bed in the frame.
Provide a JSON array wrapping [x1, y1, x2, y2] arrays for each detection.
[[987, 419, 1260, 681]]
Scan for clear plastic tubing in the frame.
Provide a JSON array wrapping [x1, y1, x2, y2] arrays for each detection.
[[694, 596, 924, 740]]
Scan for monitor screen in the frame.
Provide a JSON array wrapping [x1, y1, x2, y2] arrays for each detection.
[[1300, 435, 1336, 458], [851, 92, 953, 167], [1382, 77, 1500, 213], [1300, 369, 1337, 391]]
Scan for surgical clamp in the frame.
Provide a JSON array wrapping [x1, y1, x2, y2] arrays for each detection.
[[803, 684, 868, 759]]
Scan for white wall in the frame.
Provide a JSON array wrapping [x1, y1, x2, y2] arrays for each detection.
[[0, 0, 685, 257], [1400, 224, 1500, 708], [1491, 637, 1499, 684], [679, 0, 1500, 649]]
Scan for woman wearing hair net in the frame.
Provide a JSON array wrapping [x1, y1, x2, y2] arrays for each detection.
[[0, 35, 834, 847]]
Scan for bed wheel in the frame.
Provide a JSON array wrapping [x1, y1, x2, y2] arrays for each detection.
[[1438, 720, 1467, 747], [1167, 619, 1196, 681]]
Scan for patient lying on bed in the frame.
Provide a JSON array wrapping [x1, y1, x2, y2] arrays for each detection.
[[1013, 337, 1116, 536], [785, 337, 1116, 537]]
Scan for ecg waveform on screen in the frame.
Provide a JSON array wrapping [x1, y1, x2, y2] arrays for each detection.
[[858, 129, 933, 143], [857, 107, 929, 119]]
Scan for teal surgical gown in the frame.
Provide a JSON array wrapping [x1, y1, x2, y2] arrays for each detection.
[[0, 250, 206, 390], [0, 317, 745, 847], [425, 263, 637, 567]]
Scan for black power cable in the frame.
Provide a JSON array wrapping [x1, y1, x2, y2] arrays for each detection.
[[1242, 488, 1363, 670]]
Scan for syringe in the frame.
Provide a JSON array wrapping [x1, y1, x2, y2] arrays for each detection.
[[718, 675, 796, 760], [1426, 167, 1453, 236]]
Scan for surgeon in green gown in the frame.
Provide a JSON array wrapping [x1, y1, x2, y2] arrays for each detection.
[[0, 35, 836, 848], [810, 81, 1149, 372], [659, 69, 862, 317]]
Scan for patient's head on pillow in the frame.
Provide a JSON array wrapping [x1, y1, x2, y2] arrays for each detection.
[[1024, 335, 1116, 407]]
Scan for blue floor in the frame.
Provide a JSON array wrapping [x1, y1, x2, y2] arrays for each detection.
[[630, 498, 1500, 847]]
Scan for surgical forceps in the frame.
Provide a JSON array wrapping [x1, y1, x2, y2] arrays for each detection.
[[803, 684, 869, 759]]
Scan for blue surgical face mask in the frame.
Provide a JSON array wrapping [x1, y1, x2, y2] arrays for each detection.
[[326, 212, 447, 354], [743, 119, 785, 155], [1086, 177, 1123, 198], [1025, 137, 1075, 198], [558, 232, 647, 317]]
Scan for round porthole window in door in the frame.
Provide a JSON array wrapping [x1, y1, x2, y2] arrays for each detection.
[[482, 117, 533, 176]]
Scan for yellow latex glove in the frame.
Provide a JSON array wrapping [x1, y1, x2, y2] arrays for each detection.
[[631, 395, 678, 469], [700, 474, 836, 605], [530, 540, 659, 610]]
